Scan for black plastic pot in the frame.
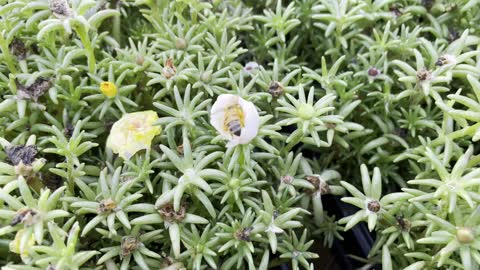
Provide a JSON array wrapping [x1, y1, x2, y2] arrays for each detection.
[[315, 195, 378, 270], [276, 194, 380, 270]]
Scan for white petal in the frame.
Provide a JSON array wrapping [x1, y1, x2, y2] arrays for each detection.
[[210, 94, 239, 139], [237, 97, 260, 145], [226, 140, 240, 148]]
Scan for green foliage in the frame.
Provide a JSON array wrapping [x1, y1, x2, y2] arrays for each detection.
[[1, 0, 480, 270]]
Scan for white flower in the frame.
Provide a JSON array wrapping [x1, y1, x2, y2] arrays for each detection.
[[436, 54, 457, 66], [243, 62, 260, 74], [210, 94, 260, 147]]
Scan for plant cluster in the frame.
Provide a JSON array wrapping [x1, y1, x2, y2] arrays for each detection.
[[1, 0, 480, 270]]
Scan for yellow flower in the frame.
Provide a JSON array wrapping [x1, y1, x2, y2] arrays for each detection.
[[100, 81, 117, 98], [106, 111, 162, 159], [10, 229, 35, 261]]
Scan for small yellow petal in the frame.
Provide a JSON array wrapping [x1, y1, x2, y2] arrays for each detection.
[[100, 81, 117, 98]]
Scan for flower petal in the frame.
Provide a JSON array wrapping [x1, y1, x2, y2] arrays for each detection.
[[238, 97, 260, 145], [106, 111, 161, 159], [210, 94, 260, 147]]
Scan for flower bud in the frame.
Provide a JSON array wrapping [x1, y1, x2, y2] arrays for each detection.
[[175, 38, 187, 50], [457, 227, 475, 244], [100, 81, 117, 98]]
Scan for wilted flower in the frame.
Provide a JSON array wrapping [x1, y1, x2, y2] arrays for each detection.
[[163, 57, 177, 79], [49, 0, 72, 17], [210, 94, 260, 147], [16, 78, 52, 102], [5, 145, 38, 166], [9, 38, 28, 60], [106, 111, 162, 159]]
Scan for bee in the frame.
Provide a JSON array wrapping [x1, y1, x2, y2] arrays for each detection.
[[96, 198, 118, 214], [11, 208, 37, 226], [235, 227, 253, 241], [435, 55, 456, 67], [268, 81, 283, 98], [223, 104, 244, 137], [121, 236, 141, 257], [435, 56, 448, 66]]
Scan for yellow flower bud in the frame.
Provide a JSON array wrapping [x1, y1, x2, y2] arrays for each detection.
[[100, 81, 117, 98]]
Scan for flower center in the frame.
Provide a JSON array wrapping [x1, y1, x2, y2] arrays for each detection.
[[298, 104, 315, 120], [97, 198, 118, 214], [121, 236, 141, 257], [367, 200, 381, 212], [416, 68, 432, 81], [158, 203, 186, 223], [281, 175, 294, 185]]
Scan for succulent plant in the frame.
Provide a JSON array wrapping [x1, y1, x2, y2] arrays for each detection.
[[1, 0, 480, 270]]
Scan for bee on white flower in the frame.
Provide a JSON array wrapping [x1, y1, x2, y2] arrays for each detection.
[[210, 94, 260, 147], [435, 54, 457, 66]]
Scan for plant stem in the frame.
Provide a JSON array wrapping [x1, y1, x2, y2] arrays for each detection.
[[75, 26, 96, 73]]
